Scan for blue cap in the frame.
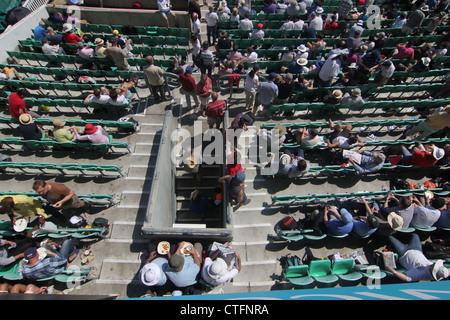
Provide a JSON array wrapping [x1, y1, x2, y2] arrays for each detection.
[[233, 171, 245, 183], [186, 66, 194, 73], [268, 72, 277, 80]]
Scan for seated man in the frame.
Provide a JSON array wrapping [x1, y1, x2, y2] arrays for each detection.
[[323, 205, 354, 236], [83, 88, 110, 105], [410, 196, 444, 229], [201, 242, 241, 287], [21, 240, 79, 280], [294, 128, 325, 148], [325, 119, 364, 149], [400, 143, 445, 168], [380, 193, 414, 230], [348, 150, 386, 175], [163, 241, 202, 288], [386, 233, 450, 282], [282, 147, 311, 178]]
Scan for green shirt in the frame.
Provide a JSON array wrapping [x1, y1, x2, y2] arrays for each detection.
[[53, 128, 73, 143]]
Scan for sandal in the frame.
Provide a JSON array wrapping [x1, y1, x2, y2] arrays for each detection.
[[86, 267, 99, 280], [81, 250, 95, 265], [68, 249, 79, 263]]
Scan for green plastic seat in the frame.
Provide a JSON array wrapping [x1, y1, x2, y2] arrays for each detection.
[[397, 227, 416, 233], [278, 230, 304, 242], [331, 259, 363, 282], [413, 226, 437, 232], [285, 265, 315, 286], [308, 260, 339, 285]]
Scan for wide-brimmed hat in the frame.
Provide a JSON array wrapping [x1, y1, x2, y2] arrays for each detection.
[[140, 262, 163, 286], [94, 38, 104, 46], [84, 123, 97, 134], [332, 89, 343, 99], [53, 119, 66, 127], [432, 260, 449, 281], [432, 146, 445, 160], [19, 113, 33, 125], [348, 62, 357, 69], [420, 4, 429, 11], [422, 57, 431, 67], [350, 88, 361, 97], [297, 44, 307, 52], [279, 153, 291, 167], [168, 255, 184, 272], [315, 6, 324, 13], [62, 23, 73, 33], [297, 58, 308, 66], [207, 258, 228, 279], [387, 212, 403, 230]]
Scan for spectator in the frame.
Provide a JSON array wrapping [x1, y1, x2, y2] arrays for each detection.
[[323, 205, 354, 236], [139, 242, 171, 294], [164, 241, 202, 288], [380, 193, 414, 230], [104, 39, 130, 71], [157, 0, 178, 27], [205, 6, 219, 46], [393, 41, 415, 59], [346, 30, 362, 50], [199, 41, 215, 77], [61, 23, 83, 45], [189, 190, 209, 217], [178, 66, 199, 112], [325, 119, 364, 149], [253, 72, 279, 117], [244, 64, 260, 110], [218, 171, 251, 207], [324, 15, 339, 30], [318, 50, 346, 87], [295, 44, 309, 60], [410, 196, 444, 229], [294, 128, 325, 147], [196, 73, 213, 113], [392, 12, 408, 28], [288, 57, 309, 74], [348, 150, 386, 175], [280, 17, 295, 31], [402, 5, 427, 35], [52, 119, 76, 143], [204, 92, 226, 129], [77, 41, 94, 59], [18, 114, 45, 141], [9, 89, 37, 119], [250, 23, 265, 40], [286, 1, 300, 17], [200, 242, 241, 287], [405, 107, 450, 140], [42, 37, 63, 56], [192, 12, 201, 42], [0, 238, 31, 267], [338, 0, 353, 18], [239, 13, 253, 30], [72, 123, 110, 145], [386, 233, 449, 282], [374, 32, 386, 49], [238, 46, 258, 65], [341, 88, 365, 105], [188, 0, 202, 20], [282, 147, 311, 178], [375, 60, 396, 90], [347, 198, 380, 238], [273, 73, 294, 105], [237, 0, 250, 18], [309, 12, 323, 30], [216, 31, 232, 58], [33, 21, 47, 42], [21, 241, 80, 280], [293, 15, 305, 30], [84, 88, 110, 106], [400, 143, 445, 167], [424, 11, 446, 34], [230, 7, 240, 22], [45, 27, 63, 46], [143, 55, 166, 101], [356, 50, 381, 84], [217, 6, 230, 22], [277, 0, 288, 14], [0, 195, 48, 223], [228, 45, 243, 65], [32, 180, 90, 215], [348, 20, 364, 37]]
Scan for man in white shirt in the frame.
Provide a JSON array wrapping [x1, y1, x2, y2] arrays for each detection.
[[309, 12, 323, 30], [410, 196, 444, 229], [157, 0, 178, 27], [250, 23, 265, 40], [293, 16, 305, 30], [192, 12, 202, 42], [205, 6, 219, 46], [319, 52, 343, 86], [239, 13, 253, 30]]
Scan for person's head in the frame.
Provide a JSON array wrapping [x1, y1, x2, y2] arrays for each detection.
[[398, 196, 411, 209], [268, 72, 278, 81], [110, 38, 118, 47], [354, 30, 361, 38], [168, 255, 184, 272], [283, 73, 293, 83], [46, 26, 54, 35], [233, 171, 245, 184], [202, 41, 209, 50], [246, 46, 253, 54], [109, 88, 119, 101], [220, 30, 228, 38], [93, 88, 102, 97], [367, 215, 379, 229], [24, 247, 38, 261], [0, 197, 14, 214], [347, 134, 359, 146], [210, 91, 219, 101], [16, 88, 30, 98], [297, 159, 308, 172], [19, 113, 33, 126], [208, 5, 214, 12], [207, 258, 228, 279], [32, 180, 48, 196], [146, 55, 154, 65], [373, 152, 386, 164], [39, 21, 46, 28], [431, 197, 446, 210]]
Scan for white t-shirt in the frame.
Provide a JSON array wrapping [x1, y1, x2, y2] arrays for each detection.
[[244, 72, 259, 92], [246, 52, 258, 63], [88, 95, 110, 104], [399, 250, 433, 282], [108, 95, 129, 106], [193, 19, 201, 35], [206, 12, 218, 26]]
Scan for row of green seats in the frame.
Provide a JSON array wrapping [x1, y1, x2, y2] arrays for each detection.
[[0, 161, 123, 178], [0, 137, 131, 154], [0, 192, 115, 206]]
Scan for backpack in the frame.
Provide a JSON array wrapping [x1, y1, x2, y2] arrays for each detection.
[[389, 178, 410, 190], [93, 217, 109, 228], [280, 253, 302, 272], [277, 216, 298, 230]]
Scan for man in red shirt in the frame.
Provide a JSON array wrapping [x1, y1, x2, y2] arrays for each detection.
[[402, 144, 445, 167], [204, 92, 226, 129], [178, 66, 199, 112], [62, 23, 84, 45], [9, 89, 34, 119], [394, 41, 414, 59]]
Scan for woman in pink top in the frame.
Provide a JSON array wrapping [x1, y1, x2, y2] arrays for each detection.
[[73, 124, 110, 144]]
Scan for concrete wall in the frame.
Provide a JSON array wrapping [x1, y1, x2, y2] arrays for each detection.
[[0, 5, 48, 63], [84, 0, 188, 11]]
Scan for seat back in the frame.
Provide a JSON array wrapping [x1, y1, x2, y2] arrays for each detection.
[[331, 259, 355, 275], [309, 259, 332, 277], [285, 265, 309, 279]]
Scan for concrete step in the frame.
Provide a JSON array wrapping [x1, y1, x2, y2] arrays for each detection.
[[231, 223, 273, 242]]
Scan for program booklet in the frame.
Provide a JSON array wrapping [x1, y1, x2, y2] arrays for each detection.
[[343, 150, 362, 164], [381, 251, 397, 269]]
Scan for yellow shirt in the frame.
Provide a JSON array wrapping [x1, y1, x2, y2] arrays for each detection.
[[0, 195, 47, 218]]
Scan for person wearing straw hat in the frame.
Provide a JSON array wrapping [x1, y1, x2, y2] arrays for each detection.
[[94, 38, 106, 57], [341, 87, 365, 105], [379, 193, 414, 230], [201, 242, 241, 287], [52, 119, 76, 143], [287, 57, 309, 74], [61, 23, 83, 45], [18, 114, 45, 141], [386, 233, 450, 282]]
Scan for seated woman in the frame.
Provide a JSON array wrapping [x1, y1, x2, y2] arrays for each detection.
[[18, 114, 45, 141], [72, 123, 110, 144]]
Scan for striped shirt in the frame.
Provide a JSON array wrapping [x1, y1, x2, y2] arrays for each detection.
[[22, 253, 67, 279], [205, 100, 226, 119]]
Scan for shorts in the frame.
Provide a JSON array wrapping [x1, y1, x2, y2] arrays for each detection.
[[159, 9, 172, 17]]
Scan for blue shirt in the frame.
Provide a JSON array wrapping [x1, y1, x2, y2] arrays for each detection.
[[256, 81, 278, 105], [33, 25, 47, 42], [326, 209, 354, 236], [352, 219, 377, 237], [163, 255, 200, 287], [22, 254, 67, 279]]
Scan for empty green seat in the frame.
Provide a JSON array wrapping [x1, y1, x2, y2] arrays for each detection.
[[331, 259, 363, 282], [308, 260, 339, 285], [285, 265, 315, 287]]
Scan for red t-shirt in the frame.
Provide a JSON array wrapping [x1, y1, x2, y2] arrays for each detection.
[[9, 92, 27, 119], [63, 32, 82, 44], [407, 150, 437, 167], [205, 100, 226, 119], [178, 73, 196, 92]]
